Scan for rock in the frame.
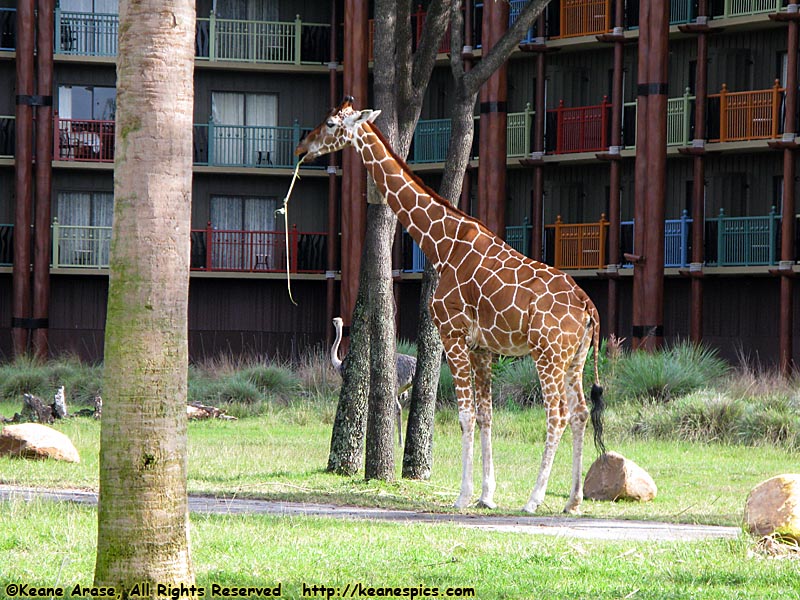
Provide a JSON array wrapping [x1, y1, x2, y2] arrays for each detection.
[[744, 474, 800, 542], [0, 423, 80, 463], [584, 451, 657, 502]]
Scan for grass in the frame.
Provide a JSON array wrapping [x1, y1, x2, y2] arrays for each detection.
[[1, 498, 800, 600], [2, 348, 800, 598], [1, 398, 796, 527]]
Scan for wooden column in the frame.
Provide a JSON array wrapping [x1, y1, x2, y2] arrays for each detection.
[[32, 0, 56, 359], [531, 15, 547, 262], [340, 0, 369, 335], [632, 0, 669, 351], [477, 0, 509, 236], [678, 1, 712, 345], [325, 0, 340, 350], [12, 0, 35, 356]]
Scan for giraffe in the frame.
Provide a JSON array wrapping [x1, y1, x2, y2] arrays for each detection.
[[296, 98, 605, 514]]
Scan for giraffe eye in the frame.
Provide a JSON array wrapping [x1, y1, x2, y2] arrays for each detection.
[[326, 120, 335, 128]]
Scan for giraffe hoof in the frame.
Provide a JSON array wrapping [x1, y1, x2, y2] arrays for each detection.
[[453, 496, 471, 510], [563, 505, 582, 515], [522, 502, 540, 514], [476, 498, 497, 510]]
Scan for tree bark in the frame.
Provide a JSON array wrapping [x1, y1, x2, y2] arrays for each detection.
[[328, 0, 448, 480], [94, 0, 196, 595]]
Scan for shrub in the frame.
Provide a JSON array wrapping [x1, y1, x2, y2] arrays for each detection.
[[613, 342, 729, 402], [239, 363, 300, 402], [492, 355, 541, 408], [296, 347, 341, 402]]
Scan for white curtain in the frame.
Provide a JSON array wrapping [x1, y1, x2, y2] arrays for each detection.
[[216, 0, 277, 20], [211, 92, 277, 165], [210, 195, 276, 269], [56, 191, 113, 266]]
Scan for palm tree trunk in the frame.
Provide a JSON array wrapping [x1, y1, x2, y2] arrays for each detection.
[[94, 0, 196, 594]]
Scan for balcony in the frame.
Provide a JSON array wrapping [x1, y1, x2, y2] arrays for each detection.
[[722, 0, 787, 18], [56, 9, 118, 56], [622, 90, 696, 148], [368, 5, 452, 61], [0, 7, 15, 51], [55, 116, 115, 163], [532, 209, 784, 271], [0, 223, 326, 273], [195, 13, 330, 64], [551, 0, 612, 40], [547, 99, 611, 154], [190, 224, 326, 273], [193, 120, 312, 169], [707, 82, 784, 143]]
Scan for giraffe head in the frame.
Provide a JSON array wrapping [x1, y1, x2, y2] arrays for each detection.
[[295, 96, 381, 161]]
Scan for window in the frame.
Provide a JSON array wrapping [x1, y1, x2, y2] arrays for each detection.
[[58, 85, 116, 120], [55, 191, 113, 267], [210, 195, 278, 270], [211, 92, 278, 167], [61, 0, 118, 11]]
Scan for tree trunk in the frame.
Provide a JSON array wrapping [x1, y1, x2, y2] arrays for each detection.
[[402, 263, 442, 479], [327, 261, 371, 475], [94, 1, 196, 595], [364, 198, 398, 481]]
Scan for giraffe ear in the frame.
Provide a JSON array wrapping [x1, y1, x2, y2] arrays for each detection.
[[348, 109, 381, 127]]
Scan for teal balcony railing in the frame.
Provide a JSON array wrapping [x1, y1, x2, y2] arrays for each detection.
[[52, 220, 112, 268], [505, 219, 533, 256], [196, 13, 330, 64], [56, 10, 118, 56], [723, 0, 786, 18], [410, 108, 532, 164], [0, 115, 14, 157], [194, 119, 306, 169], [0, 7, 15, 51], [708, 207, 781, 266]]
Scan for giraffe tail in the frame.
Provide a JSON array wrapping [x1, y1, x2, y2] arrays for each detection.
[[589, 309, 606, 456]]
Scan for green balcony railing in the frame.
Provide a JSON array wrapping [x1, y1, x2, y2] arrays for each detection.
[[622, 89, 695, 148], [723, 0, 786, 18], [196, 13, 330, 64], [52, 221, 112, 269], [55, 10, 118, 56]]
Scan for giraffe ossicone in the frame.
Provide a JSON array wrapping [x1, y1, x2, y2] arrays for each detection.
[[296, 98, 606, 514]]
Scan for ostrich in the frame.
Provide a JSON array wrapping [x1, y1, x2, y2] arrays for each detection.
[[331, 316, 417, 445]]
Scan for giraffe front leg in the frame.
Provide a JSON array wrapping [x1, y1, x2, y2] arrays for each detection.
[[471, 349, 496, 509], [524, 362, 568, 514], [443, 337, 475, 509]]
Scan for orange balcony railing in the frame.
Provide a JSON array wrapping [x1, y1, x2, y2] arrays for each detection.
[[553, 0, 612, 39], [709, 80, 784, 143], [545, 215, 609, 270]]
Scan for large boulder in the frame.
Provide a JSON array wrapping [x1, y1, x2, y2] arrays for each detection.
[[584, 451, 657, 502], [744, 474, 800, 542], [0, 423, 80, 463]]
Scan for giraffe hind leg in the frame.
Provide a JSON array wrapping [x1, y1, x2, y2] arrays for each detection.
[[472, 349, 496, 509], [442, 337, 476, 509], [524, 359, 568, 514]]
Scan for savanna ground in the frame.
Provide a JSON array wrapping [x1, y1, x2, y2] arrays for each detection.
[[1, 342, 799, 598]]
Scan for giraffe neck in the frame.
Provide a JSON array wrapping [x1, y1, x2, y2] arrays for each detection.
[[352, 125, 460, 270]]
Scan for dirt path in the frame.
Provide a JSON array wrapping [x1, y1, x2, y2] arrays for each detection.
[[0, 484, 740, 542]]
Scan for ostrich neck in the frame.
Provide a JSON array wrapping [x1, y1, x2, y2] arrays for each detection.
[[330, 322, 343, 371]]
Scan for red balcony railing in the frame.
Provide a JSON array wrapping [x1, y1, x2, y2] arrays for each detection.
[[190, 224, 327, 273], [549, 98, 611, 154], [54, 115, 115, 162]]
